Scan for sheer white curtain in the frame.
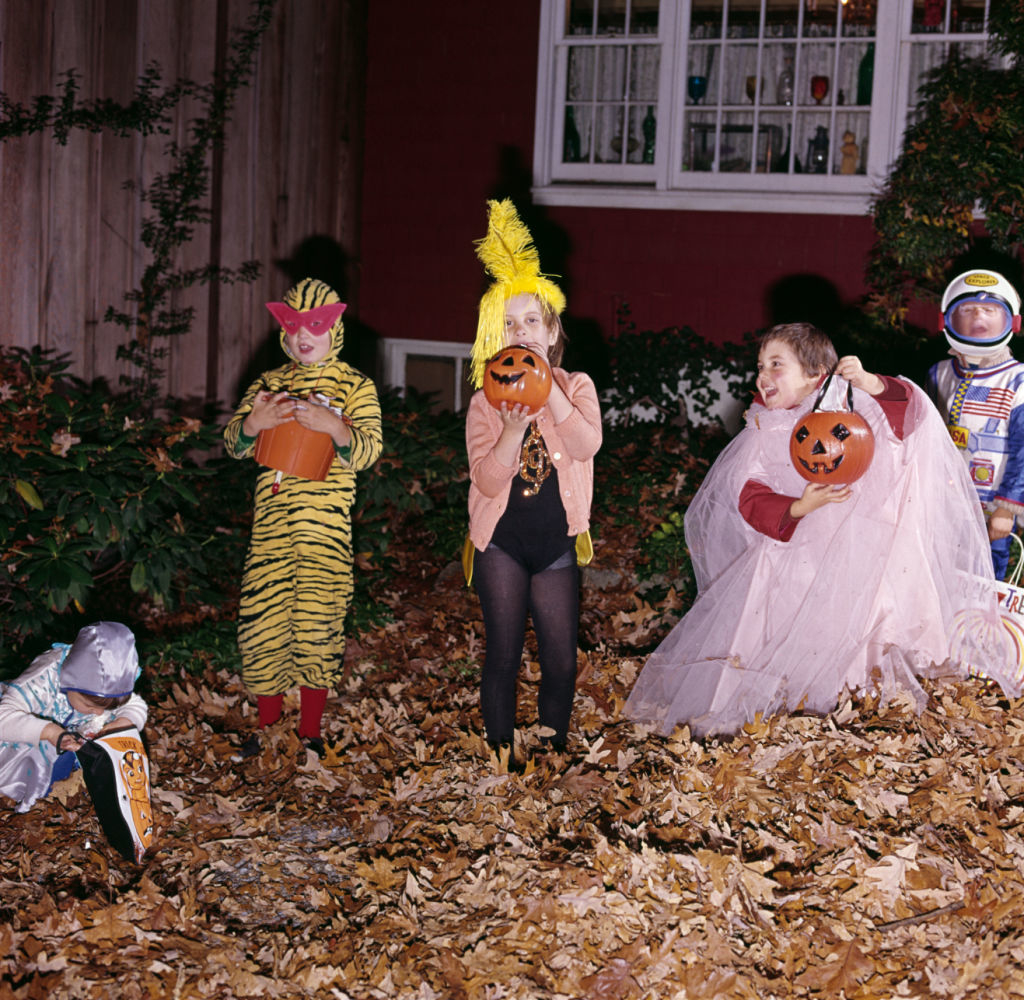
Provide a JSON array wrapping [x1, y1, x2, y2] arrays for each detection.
[[566, 42, 660, 163]]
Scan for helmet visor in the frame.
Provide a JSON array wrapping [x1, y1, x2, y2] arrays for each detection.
[[945, 293, 1014, 346]]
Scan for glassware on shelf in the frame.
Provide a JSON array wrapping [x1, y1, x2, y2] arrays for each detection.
[[920, 0, 945, 31], [810, 75, 829, 105], [807, 126, 829, 173], [687, 75, 708, 104], [776, 57, 794, 105], [609, 129, 639, 157]]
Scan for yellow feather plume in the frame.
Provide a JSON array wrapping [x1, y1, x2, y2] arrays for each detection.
[[475, 199, 541, 285], [470, 199, 566, 388]]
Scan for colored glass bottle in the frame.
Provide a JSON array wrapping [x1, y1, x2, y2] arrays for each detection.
[[857, 44, 875, 106], [564, 106, 582, 162], [642, 106, 656, 163]]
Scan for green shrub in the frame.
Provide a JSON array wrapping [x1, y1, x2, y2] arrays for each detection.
[[135, 618, 243, 697], [603, 303, 756, 428], [351, 388, 469, 572], [644, 509, 690, 580], [0, 347, 249, 665], [868, 10, 1024, 326]]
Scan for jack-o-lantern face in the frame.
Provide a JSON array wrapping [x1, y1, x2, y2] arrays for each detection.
[[482, 345, 552, 414], [790, 410, 875, 485]]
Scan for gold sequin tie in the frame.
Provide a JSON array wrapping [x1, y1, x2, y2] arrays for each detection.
[[519, 423, 551, 497]]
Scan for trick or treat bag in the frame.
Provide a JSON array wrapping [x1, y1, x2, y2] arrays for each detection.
[[76, 724, 155, 863], [993, 535, 1024, 685], [953, 534, 1024, 688]]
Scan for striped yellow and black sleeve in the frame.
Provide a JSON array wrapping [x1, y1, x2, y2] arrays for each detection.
[[337, 372, 383, 472]]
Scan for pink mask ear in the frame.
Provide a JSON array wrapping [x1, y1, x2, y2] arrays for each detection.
[[1014, 316, 1022, 334], [266, 302, 303, 332]]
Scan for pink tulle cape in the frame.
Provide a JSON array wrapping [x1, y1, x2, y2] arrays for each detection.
[[623, 377, 1019, 738]]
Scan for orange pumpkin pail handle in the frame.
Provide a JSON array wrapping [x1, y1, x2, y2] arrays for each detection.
[[810, 369, 856, 414]]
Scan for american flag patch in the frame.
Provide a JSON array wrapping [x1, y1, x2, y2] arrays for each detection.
[[960, 384, 1016, 420]]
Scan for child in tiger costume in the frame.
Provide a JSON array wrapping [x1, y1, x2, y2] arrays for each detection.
[[224, 278, 383, 757]]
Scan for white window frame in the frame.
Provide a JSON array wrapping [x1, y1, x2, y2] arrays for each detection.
[[381, 337, 473, 411], [532, 1, 993, 216]]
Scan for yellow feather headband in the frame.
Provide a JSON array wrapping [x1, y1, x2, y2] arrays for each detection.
[[470, 199, 566, 388]]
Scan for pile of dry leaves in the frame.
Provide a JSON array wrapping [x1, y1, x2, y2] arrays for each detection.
[[4, 526, 1024, 999]]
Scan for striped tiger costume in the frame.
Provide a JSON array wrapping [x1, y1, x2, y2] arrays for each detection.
[[224, 279, 382, 712]]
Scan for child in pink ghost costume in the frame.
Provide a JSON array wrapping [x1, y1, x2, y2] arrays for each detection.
[[625, 322, 1019, 739]]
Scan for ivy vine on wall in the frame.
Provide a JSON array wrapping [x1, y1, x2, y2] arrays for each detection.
[[0, 0, 277, 401]]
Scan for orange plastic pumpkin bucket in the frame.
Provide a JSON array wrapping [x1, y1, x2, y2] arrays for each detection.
[[789, 373, 875, 486], [255, 420, 335, 481]]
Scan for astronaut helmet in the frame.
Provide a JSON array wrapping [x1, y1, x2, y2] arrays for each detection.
[[940, 269, 1021, 357]]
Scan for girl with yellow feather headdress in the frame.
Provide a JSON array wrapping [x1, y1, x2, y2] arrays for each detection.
[[224, 277, 382, 758], [466, 200, 602, 770]]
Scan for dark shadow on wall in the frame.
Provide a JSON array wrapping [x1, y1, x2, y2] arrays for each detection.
[[486, 146, 572, 297], [767, 273, 844, 333], [946, 242, 1024, 294], [232, 327, 280, 405], [275, 234, 380, 378], [229, 235, 382, 405], [765, 272, 932, 383]]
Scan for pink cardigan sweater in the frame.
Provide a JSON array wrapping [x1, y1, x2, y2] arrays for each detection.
[[466, 368, 602, 551]]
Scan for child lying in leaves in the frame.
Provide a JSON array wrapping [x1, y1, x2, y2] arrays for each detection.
[[0, 621, 148, 812]]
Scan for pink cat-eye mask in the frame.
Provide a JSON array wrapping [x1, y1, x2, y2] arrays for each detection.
[[265, 301, 346, 336]]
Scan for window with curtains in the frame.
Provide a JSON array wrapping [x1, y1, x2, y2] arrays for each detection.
[[532, 0, 997, 215]]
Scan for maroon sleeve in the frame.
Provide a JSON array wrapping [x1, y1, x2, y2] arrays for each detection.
[[873, 375, 911, 440], [739, 479, 800, 541]]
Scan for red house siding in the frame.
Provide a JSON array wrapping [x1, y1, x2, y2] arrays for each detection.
[[359, 2, 878, 374]]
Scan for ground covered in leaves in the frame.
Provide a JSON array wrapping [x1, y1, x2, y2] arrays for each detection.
[[5, 451, 1024, 998]]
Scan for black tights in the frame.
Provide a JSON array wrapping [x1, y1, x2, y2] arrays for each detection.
[[474, 544, 579, 746]]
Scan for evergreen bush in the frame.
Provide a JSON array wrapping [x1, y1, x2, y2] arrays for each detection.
[[0, 347, 250, 667]]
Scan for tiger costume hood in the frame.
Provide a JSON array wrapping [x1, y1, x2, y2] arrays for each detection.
[[265, 277, 346, 365]]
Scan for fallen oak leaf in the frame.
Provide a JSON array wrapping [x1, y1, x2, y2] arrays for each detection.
[[581, 735, 613, 766], [78, 905, 137, 945], [579, 957, 640, 1000], [794, 939, 875, 992], [682, 965, 739, 1000], [435, 947, 471, 1000], [354, 856, 405, 890], [558, 764, 611, 797], [557, 885, 609, 917], [863, 842, 919, 901], [402, 870, 427, 904]]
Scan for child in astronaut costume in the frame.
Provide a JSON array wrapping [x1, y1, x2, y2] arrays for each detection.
[[224, 278, 383, 755], [925, 269, 1024, 578]]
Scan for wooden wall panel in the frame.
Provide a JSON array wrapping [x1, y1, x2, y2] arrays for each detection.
[[87, 0, 140, 391], [0, 0, 366, 416], [45, 0, 97, 363], [1, 1, 49, 357]]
